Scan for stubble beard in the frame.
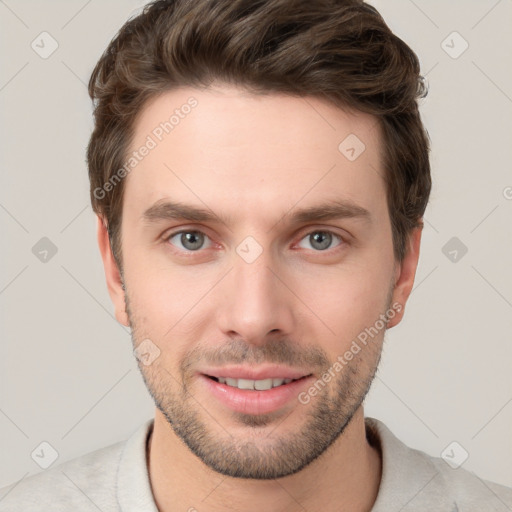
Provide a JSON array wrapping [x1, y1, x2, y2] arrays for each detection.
[[125, 292, 387, 480]]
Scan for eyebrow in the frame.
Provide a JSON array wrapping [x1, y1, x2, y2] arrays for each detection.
[[141, 198, 371, 228]]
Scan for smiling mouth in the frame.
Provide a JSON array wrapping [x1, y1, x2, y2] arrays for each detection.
[[206, 375, 311, 391]]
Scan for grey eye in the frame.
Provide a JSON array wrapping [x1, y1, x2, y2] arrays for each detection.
[[298, 231, 342, 251], [168, 231, 210, 251]]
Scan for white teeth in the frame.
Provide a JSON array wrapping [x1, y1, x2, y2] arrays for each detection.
[[254, 378, 273, 390], [237, 378, 255, 390], [216, 377, 296, 390]]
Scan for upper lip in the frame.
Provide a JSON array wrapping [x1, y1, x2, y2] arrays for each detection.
[[199, 365, 312, 381]]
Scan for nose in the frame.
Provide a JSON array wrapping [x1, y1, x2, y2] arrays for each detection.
[[215, 246, 296, 346]]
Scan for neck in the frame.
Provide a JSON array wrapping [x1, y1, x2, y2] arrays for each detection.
[[148, 407, 382, 512]]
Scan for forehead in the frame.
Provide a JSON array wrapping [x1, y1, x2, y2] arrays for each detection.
[[123, 85, 386, 226]]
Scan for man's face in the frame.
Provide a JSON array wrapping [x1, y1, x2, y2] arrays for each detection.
[[113, 85, 407, 479]]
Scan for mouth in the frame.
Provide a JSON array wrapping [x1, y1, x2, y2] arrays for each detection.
[[205, 375, 310, 391], [198, 368, 315, 415]]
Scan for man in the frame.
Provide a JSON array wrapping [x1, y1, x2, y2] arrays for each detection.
[[1, 0, 511, 510]]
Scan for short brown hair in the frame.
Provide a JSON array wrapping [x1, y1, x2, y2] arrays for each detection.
[[87, 0, 431, 265]]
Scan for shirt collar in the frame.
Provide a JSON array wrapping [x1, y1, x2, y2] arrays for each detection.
[[117, 418, 159, 512], [366, 417, 455, 511]]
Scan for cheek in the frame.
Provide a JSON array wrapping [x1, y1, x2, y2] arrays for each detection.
[[124, 251, 218, 359], [296, 256, 394, 349], [123, 239, 196, 311]]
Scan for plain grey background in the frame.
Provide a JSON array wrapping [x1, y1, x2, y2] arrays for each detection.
[[1, 0, 511, 492]]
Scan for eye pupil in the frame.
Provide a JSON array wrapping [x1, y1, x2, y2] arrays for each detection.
[[181, 231, 204, 250], [310, 231, 332, 251]]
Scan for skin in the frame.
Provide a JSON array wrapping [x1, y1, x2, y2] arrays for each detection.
[[97, 84, 422, 512]]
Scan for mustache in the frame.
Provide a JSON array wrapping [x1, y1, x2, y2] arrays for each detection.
[[181, 338, 330, 372]]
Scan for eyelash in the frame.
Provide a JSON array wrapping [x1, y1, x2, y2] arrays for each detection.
[[163, 228, 347, 255]]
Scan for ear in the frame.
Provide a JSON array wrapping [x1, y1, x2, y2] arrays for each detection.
[[96, 215, 130, 327], [387, 224, 423, 329]]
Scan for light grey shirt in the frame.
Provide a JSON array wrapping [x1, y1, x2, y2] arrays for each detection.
[[1, 417, 510, 511]]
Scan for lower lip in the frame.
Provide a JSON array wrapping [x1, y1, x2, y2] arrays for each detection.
[[199, 374, 313, 415]]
